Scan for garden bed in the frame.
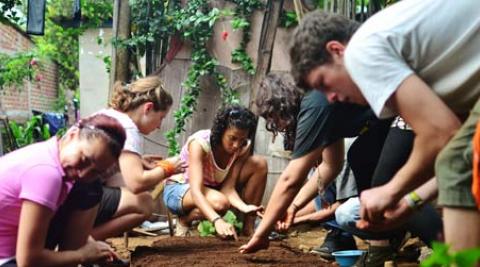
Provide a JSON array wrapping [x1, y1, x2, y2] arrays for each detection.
[[130, 236, 332, 267]]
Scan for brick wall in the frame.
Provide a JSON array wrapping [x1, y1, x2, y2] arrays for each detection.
[[0, 23, 59, 121]]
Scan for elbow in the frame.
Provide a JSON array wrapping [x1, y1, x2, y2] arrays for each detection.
[[16, 253, 38, 267], [279, 174, 304, 190], [128, 183, 146, 194]]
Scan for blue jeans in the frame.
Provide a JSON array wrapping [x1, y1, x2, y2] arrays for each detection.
[[163, 182, 190, 216]]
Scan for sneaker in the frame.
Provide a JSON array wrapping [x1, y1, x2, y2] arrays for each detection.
[[363, 231, 411, 267], [175, 222, 191, 237], [311, 228, 357, 260], [365, 245, 396, 267]]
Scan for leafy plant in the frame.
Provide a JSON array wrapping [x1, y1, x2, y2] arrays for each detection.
[[0, 51, 41, 89], [231, 48, 255, 75], [279, 10, 298, 28], [8, 115, 51, 149], [421, 242, 480, 267], [226, 0, 263, 75], [197, 210, 243, 237], [0, 0, 22, 24]]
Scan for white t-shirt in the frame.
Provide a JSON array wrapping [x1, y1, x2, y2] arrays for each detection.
[[97, 108, 144, 187], [345, 0, 480, 118]]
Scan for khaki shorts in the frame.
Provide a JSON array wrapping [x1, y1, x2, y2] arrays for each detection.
[[436, 98, 480, 208]]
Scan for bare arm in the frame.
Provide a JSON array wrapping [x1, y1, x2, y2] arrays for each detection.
[[254, 139, 344, 239], [294, 201, 340, 224], [188, 141, 221, 222], [291, 140, 344, 210], [119, 152, 182, 194], [384, 75, 459, 200], [221, 151, 253, 213], [16, 201, 112, 267], [360, 74, 460, 221]]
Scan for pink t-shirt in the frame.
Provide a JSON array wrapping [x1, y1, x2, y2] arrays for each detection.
[[0, 137, 71, 259]]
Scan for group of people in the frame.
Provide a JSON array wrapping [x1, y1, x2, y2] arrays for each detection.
[[1, 0, 479, 266]]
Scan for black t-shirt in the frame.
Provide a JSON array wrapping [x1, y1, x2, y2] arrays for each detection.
[[291, 90, 378, 159]]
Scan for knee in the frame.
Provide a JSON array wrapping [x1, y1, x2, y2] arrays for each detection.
[[335, 198, 359, 229], [210, 194, 230, 214], [249, 155, 268, 179], [137, 192, 154, 219]]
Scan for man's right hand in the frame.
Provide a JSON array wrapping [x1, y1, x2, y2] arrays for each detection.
[[275, 206, 296, 232], [239, 235, 269, 254], [79, 240, 116, 264]]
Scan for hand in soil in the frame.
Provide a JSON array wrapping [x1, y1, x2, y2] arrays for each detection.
[[239, 235, 269, 254], [214, 218, 238, 241], [360, 184, 396, 223], [80, 240, 117, 264], [356, 197, 413, 232]]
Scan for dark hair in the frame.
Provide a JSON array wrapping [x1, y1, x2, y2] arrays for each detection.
[[76, 114, 126, 158], [109, 76, 173, 112], [290, 10, 359, 89], [210, 105, 257, 149], [256, 73, 303, 150]]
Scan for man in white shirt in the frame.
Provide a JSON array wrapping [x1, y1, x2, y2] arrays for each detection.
[[289, 0, 480, 252]]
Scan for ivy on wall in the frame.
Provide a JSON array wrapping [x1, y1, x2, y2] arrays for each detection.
[[227, 0, 263, 75]]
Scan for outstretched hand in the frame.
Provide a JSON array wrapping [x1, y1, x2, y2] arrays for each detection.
[[243, 205, 264, 217], [239, 235, 269, 254]]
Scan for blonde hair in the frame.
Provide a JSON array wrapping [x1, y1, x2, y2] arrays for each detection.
[[109, 76, 173, 112]]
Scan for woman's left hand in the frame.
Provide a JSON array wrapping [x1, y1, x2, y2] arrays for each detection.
[[165, 156, 188, 175]]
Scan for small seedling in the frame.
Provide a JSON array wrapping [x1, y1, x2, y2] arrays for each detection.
[[198, 210, 243, 237]]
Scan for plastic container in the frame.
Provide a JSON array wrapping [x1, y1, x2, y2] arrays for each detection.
[[331, 250, 366, 267]]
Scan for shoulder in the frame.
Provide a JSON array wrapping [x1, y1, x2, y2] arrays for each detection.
[[97, 108, 138, 130], [186, 130, 211, 153]]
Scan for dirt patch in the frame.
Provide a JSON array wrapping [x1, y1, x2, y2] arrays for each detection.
[[130, 236, 334, 267]]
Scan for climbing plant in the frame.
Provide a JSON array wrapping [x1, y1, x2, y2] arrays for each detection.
[[163, 0, 239, 155], [226, 0, 263, 75]]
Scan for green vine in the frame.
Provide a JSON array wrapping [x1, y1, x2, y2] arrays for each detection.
[[164, 0, 239, 156], [279, 10, 298, 28], [227, 0, 263, 75]]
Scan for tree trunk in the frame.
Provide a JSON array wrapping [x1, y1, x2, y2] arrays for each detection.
[[109, 0, 131, 98]]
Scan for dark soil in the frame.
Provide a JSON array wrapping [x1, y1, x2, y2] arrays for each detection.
[[130, 236, 335, 267]]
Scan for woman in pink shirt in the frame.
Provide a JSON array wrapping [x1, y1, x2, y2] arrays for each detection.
[[0, 114, 126, 267], [164, 105, 268, 238]]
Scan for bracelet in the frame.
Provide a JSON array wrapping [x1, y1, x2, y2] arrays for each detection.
[[157, 160, 175, 177], [212, 216, 222, 225], [404, 191, 424, 209]]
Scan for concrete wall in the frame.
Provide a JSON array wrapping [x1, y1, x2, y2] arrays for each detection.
[[79, 28, 113, 117]]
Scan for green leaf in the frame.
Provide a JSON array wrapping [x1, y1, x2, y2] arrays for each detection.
[[197, 220, 216, 237], [454, 248, 480, 267]]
